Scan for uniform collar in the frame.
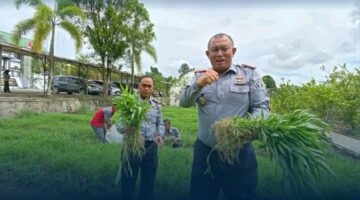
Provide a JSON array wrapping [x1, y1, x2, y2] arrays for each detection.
[[222, 64, 237, 75], [138, 94, 153, 104]]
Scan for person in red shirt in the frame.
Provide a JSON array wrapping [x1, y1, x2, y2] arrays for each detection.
[[90, 105, 116, 143]]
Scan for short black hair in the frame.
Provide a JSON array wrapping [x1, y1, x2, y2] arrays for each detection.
[[207, 33, 234, 49], [139, 76, 154, 82], [163, 119, 171, 124]]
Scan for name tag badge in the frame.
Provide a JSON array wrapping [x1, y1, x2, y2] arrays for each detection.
[[235, 75, 246, 85]]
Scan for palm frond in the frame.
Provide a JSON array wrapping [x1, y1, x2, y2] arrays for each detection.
[[32, 22, 52, 52], [15, 0, 42, 9], [12, 18, 36, 45], [145, 44, 157, 63], [33, 4, 54, 22], [134, 51, 142, 74], [56, 0, 73, 10], [58, 5, 85, 20], [59, 20, 83, 51]]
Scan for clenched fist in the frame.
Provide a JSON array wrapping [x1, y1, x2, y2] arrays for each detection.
[[196, 69, 219, 88]]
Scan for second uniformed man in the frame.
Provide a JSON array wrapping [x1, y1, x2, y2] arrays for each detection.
[[180, 33, 270, 200], [118, 76, 164, 200]]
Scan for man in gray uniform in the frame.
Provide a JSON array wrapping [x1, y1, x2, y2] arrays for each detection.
[[180, 33, 270, 200], [117, 76, 164, 200]]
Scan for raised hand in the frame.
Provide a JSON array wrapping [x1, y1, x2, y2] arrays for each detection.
[[196, 69, 219, 88]]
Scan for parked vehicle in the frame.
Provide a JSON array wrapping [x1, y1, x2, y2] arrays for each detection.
[[52, 75, 102, 95], [87, 83, 102, 95], [88, 80, 120, 96], [52, 76, 87, 95]]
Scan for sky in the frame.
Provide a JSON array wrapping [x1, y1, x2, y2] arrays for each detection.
[[0, 0, 359, 85]]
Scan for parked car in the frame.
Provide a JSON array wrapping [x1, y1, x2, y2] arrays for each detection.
[[88, 80, 120, 96], [87, 83, 102, 95], [52, 76, 87, 95], [52, 75, 102, 95]]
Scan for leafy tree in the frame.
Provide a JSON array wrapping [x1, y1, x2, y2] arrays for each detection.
[[271, 64, 360, 131], [145, 66, 164, 95], [324, 64, 360, 128], [123, 0, 157, 88], [178, 62, 194, 78], [145, 66, 162, 77], [262, 75, 277, 89], [73, 0, 129, 96], [163, 75, 176, 97], [13, 0, 85, 95]]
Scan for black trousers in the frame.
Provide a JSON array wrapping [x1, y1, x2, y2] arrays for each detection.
[[4, 81, 10, 93], [121, 141, 158, 200], [190, 138, 258, 200]]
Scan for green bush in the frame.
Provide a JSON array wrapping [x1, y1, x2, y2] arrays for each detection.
[[271, 64, 360, 133]]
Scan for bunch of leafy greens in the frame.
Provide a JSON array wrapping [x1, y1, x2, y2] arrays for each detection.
[[212, 110, 335, 197], [113, 87, 150, 178]]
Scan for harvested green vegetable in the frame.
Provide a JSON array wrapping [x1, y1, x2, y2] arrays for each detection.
[[113, 87, 151, 179], [212, 110, 335, 197]]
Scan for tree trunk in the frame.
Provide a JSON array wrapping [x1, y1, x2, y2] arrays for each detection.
[[104, 57, 110, 97], [101, 56, 106, 96], [46, 23, 56, 96], [130, 49, 135, 90]]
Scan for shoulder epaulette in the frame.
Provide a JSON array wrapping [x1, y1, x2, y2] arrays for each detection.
[[151, 98, 161, 105], [240, 64, 256, 69], [194, 70, 206, 74]]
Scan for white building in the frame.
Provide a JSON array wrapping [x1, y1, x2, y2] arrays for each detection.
[[169, 71, 193, 106], [0, 31, 34, 89]]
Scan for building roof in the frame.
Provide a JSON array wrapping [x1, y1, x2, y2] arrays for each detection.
[[0, 42, 140, 79], [0, 31, 33, 49]]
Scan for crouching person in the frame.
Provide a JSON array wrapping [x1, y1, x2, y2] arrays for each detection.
[[90, 105, 115, 143], [163, 119, 182, 148]]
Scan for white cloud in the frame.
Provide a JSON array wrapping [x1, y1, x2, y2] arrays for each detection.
[[0, 2, 357, 85], [268, 48, 333, 70], [350, 4, 360, 25], [336, 40, 357, 53]]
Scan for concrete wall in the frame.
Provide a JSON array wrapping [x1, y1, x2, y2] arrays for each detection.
[[0, 96, 103, 118]]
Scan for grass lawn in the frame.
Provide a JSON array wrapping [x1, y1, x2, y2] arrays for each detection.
[[0, 107, 359, 200]]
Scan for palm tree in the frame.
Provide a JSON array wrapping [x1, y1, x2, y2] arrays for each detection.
[[13, 0, 85, 95], [124, 0, 157, 88]]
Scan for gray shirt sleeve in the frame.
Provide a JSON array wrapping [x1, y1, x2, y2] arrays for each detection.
[[248, 69, 270, 119], [179, 75, 202, 108], [155, 104, 165, 137]]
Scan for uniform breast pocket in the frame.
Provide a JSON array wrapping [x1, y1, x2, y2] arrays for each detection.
[[230, 85, 249, 93], [147, 109, 157, 123], [228, 85, 250, 103]]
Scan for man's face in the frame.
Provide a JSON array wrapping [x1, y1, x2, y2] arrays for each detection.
[[206, 36, 236, 73], [164, 122, 170, 131], [139, 77, 153, 99]]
